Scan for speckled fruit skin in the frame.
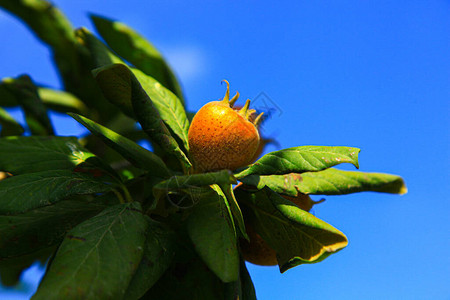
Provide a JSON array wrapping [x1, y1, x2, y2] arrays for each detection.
[[188, 101, 260, 172]]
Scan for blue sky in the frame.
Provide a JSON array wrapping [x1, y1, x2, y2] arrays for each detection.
[[1, 1, 449, 299]]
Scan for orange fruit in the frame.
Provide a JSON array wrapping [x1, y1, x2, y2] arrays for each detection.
[[188, 81, 263, 172]]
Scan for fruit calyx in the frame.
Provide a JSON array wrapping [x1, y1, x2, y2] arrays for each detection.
[[187, 80, 263, 172], [220, 80, 264, 126]]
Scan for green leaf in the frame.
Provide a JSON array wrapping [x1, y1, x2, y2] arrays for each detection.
[[0, 198, 106, 259], [75, 27, 124, 68], [90, 14, 185, 104], [219, 184, 249, 241], [38, 88, 89, 115], [92, 63, 135, 118], [2, 76, 54, 135], [93, 64, 191, 171], [93, 64, 189, 151], [132, 68, 189, 151], [69, 113, 171, 178], [0, 170, 116, 215], [0, 136, 96, 174], [241, 168, 407, 196], [0, 84, 18, 107], [240, 260, 257, 300], [186, 186, 239, 282], [0, 0, 76, 53], [0, 0, 96, 106], [0, 107, 24, 137], [153, 170, 237, 201], [33, 202, 148, 300], [235, 188, 348, 272], [224, 258, 257, 300], [124, 220, 176, 299], [235, 146, 360, 178]]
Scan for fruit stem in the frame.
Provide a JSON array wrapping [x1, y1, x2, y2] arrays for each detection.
[[238, 99, 251, 117], [112, 188, 126, 204], [121, 184, 133, 203], [221, 80, 230, 104], [229, 91, 240, 108], [254, 112, 264, 126]]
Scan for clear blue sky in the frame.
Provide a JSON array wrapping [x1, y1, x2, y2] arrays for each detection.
[[1, 1, 449, 299]]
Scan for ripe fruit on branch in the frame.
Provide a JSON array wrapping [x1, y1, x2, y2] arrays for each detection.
[[188, 81, 263, 172]]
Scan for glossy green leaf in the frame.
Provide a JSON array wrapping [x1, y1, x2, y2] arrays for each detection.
[[241, 168, 407, 196], [93, 63, 189, 151], [124, 220, 176, 299], [90, 14, 185, 104], [2, 76, 54, 135], [153, 170, 237, 201], [186, 186, 239, 282], [38, 88, 89, 115], [33, 202, 148, 300], [70, 113, 171, 178], [93, 64, 191, 171], [0, 107, 24, 136], [235, 146, 360, 178], [0, 170, 115, 215], [235, 188, 348, 272], [131, 67, 189, 151], [0, 198, 106, 259], [0, 136, 96, 174]]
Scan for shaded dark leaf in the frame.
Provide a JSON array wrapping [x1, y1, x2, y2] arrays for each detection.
[[142, 241, 226, 300], [90, 14, 185, 104], [92, 64, 191, 171], [0, 198, 106, 259], [2, 76, 54, 135], [75, 27, 124, 68], [219, 184, 249, 241], [33, 202, 148, 299], [152, 170, 236, 202], [70, 113, 171, 178], [0, 170, 116, 215], [124, 219, 176, 299], [0, 107, 24, 137], [0, 136, 96, 174], [186, 186, 239, 282]]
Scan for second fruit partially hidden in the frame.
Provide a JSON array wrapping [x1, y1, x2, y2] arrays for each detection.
[[240, 189, 323, 266], [188, 81, 263, 172]]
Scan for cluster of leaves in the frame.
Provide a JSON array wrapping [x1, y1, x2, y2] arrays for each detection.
[[0, 1, 407, 299]]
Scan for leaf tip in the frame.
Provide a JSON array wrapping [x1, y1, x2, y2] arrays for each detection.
[[399, 182, 408, 195]]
